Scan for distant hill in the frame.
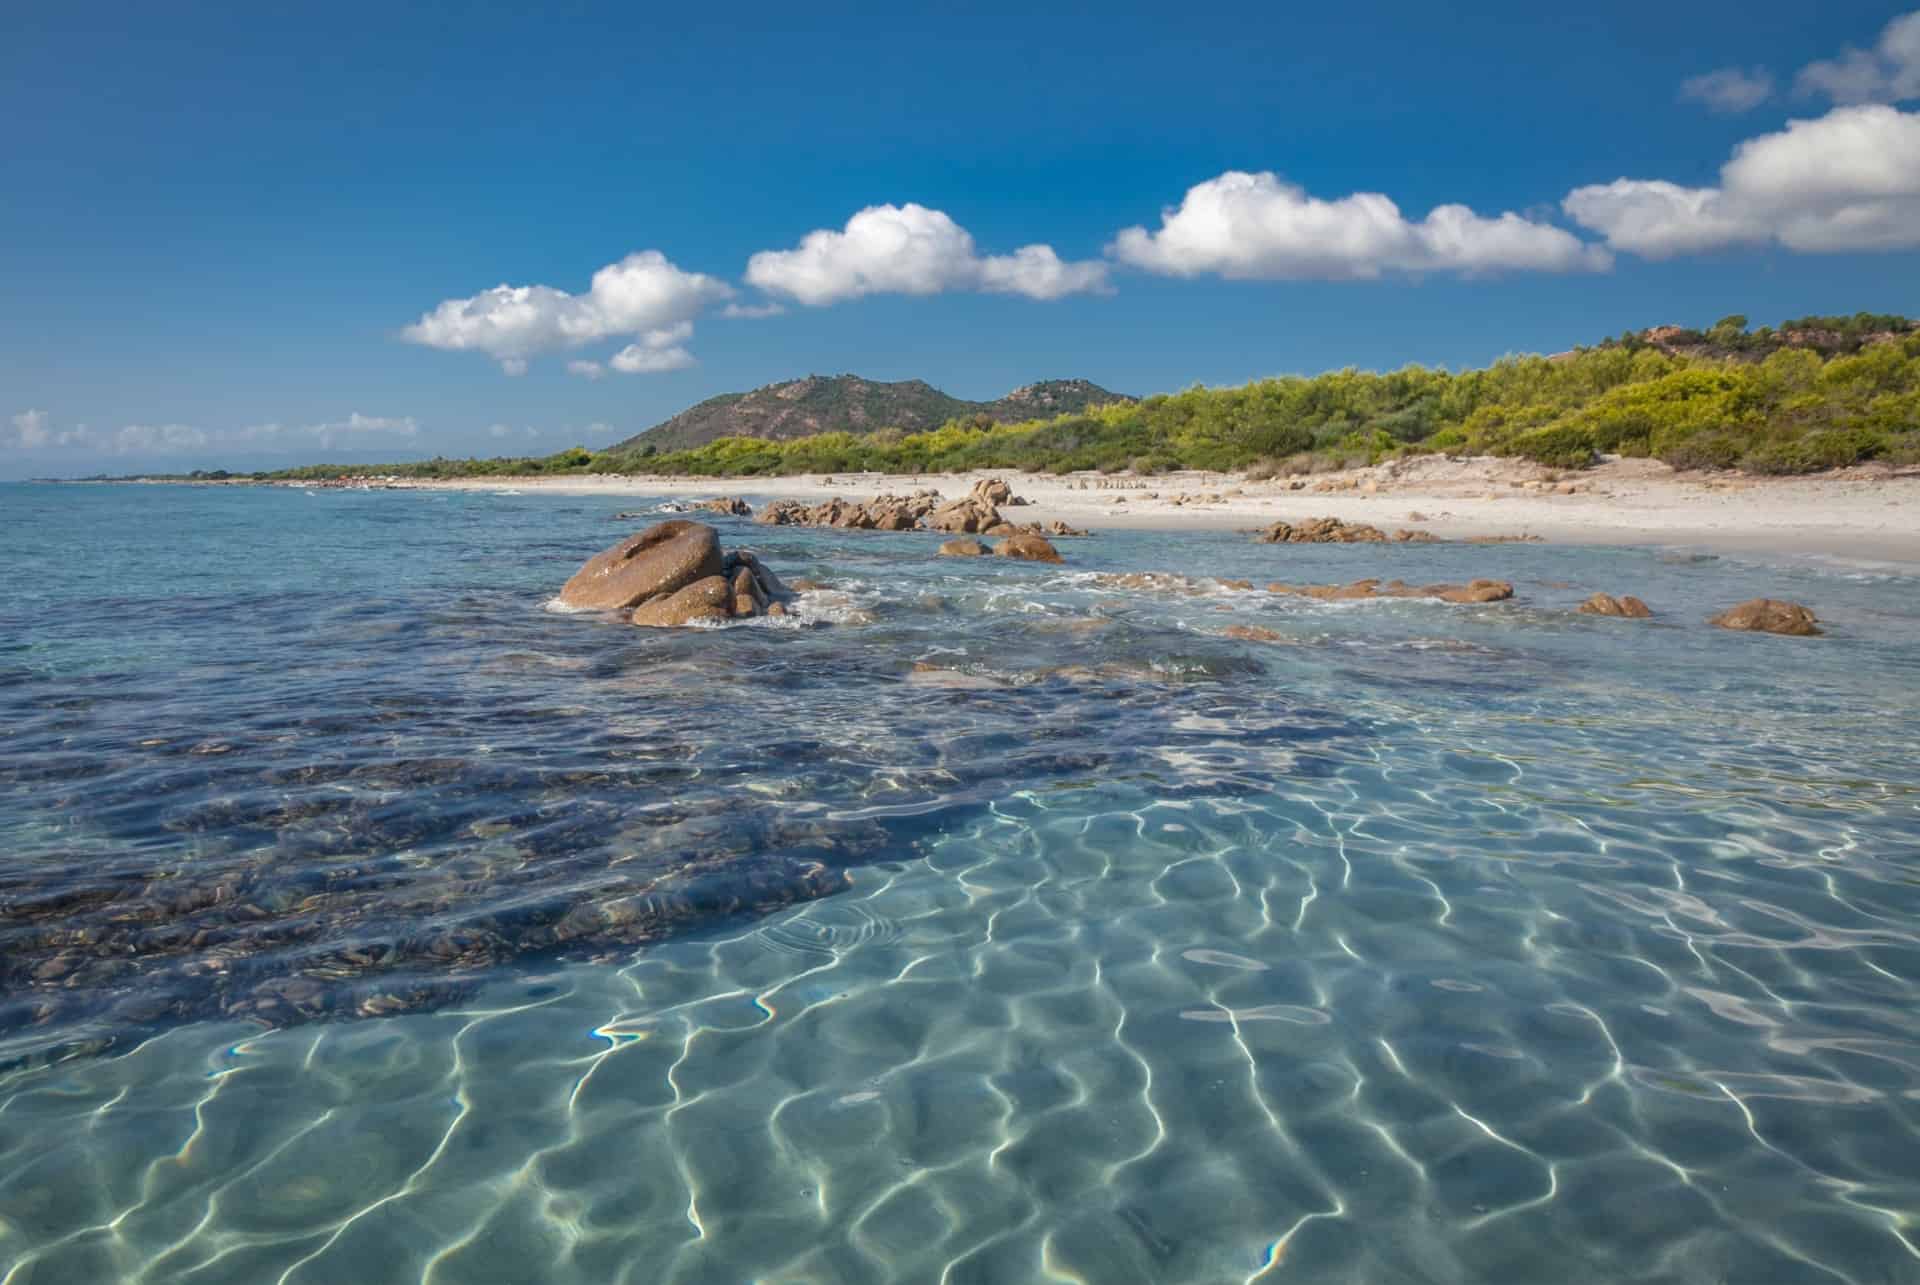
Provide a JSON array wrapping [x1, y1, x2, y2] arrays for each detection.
[[615, 376, 1135, 453]]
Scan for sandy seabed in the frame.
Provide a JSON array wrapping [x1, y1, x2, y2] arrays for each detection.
[[332, 455, 1920, 566]]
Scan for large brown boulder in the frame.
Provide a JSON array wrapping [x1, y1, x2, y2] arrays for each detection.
[[1580, 592, 1652, 618], [939, 538, 989, 557], [995, 532, 1063, 563], [927, 496, 1001, 534], [557, 520, 723, 610], [629, 575, 732, 627], [972, 478, 1015, 506], [1710, 599, 1822, 636]]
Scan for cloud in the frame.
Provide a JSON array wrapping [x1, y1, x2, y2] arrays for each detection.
[[567, 360, 607, 380], [583, 422, 616, 438], [402, 251, 732, 373], [112, 424, 211, 453], [5, 410, 418, 455], [6, 410, 55, 448], [609, 321, 696, 373], [1796, 10, 1920, 104], [745, 203, 1110, 305], [488, 423, 512, 439], [721, 300, 787, 319], [1679, 66, 1774, 113], [1109, 171, 1609, 280], [1564, 104, 1920, 257]]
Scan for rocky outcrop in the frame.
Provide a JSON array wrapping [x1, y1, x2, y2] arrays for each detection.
[[1255, 517, 1439, 544], [973, 478, 1015, 506], [994, 532, 1063, 563], [938, 538, 989, 557], [557, 519, 723, 610], [1265, 578, 1514, 604], [1580, 592, 1652, 618], [927, 491, 1002, 534], [758, 491, 946, 531], [697, 496, 752, 516], [1709, 599, 1822, 636], [561, 521, 794, 626], [754, 485, 1085, 539]]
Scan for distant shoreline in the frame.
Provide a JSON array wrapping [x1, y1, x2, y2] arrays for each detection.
[[99, 455, 1919, 565]]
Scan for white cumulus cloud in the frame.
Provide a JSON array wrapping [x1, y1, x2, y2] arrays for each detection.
[[1679, 66, 1775, 113], [1109, 171, 1609, 280], [609, 320, 697, 373], [1565, 104, 1920, 257], [745, 203, 1110, 305], [721, 300, 787, 319], [1796, 10, 1920, 104], [402, 251, 732, 374]]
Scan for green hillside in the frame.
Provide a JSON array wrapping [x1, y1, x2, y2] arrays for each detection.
[[616, 375, 1135, 453]]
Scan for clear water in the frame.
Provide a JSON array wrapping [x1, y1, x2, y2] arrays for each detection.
[[3, 481, 1920, 1284]]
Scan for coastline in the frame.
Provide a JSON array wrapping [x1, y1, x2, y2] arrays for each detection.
[[358, 455, 1920, 566]]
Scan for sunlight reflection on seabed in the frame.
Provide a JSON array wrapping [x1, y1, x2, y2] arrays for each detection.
[[2, 492, 1920, 1282]]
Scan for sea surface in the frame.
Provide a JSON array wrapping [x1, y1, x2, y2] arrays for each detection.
[[3, 479, 1920, 1284]]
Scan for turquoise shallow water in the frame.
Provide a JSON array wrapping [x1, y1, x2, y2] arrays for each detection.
[[3, 480, 1920, 1283]]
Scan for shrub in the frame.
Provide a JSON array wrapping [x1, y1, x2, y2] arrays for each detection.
[[1509, 424, 1598, 469], [1658, 434, 1744, 471], [1743, 428, 1888, 475]]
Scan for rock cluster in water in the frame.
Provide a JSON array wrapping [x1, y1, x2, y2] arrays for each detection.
[[757, 480, 1084, 539], [557, 520, 792, 625], [1255, 517, 1439, 544], [1581, 592, 1653, 618], [1710, 598, 1822, 636]]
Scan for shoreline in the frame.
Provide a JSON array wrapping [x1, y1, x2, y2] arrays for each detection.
[[90, 455, 1920, 565], [367, 456, 1920, 566]]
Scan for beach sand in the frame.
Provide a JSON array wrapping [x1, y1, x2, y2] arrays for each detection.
[[394, 455, 1920, 565]]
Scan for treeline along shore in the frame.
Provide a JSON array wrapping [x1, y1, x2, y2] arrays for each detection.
[[163, 314, 1920, 484]]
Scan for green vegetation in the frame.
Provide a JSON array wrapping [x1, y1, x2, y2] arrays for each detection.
[[253, 316, 1919, 482]]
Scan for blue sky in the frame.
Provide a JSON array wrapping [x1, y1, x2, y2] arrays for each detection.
[[4, 0, 1918, 476]]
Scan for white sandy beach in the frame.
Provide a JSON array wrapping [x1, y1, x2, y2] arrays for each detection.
[[395, 455, 1920, 566]]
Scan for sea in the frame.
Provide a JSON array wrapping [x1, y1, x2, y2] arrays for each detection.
[[3, 479, 1919, 1284]]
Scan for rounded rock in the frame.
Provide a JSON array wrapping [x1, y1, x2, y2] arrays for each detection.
[[558, 521, 724, 610], [1709, 599, 1821, 636]]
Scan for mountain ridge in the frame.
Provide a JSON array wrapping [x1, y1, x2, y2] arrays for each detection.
[[614, 376, 1135, 453]]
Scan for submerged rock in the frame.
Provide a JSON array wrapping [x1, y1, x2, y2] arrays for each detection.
[[1255, 517, 1438, 544], [1580, 592, 1653, 618], [1266, 578, 1514, 604], [1710, 599, 1822, 636], [938, 537, 989, 557], [697, 496, 753, 517], [557, 519, 723, 610], [1222, 624, 1290, 643]]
